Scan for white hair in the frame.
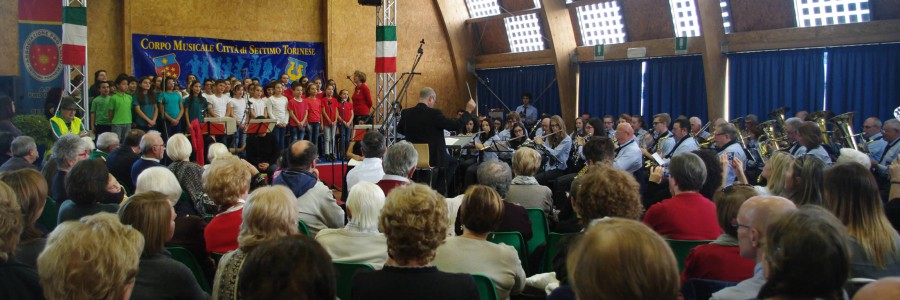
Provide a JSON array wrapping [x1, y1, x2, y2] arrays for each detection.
[[135, 167, 183, 206], [207, 143, 232, 163], [81, 137, 95, 151], [345, 182, 386, 231], [165, 134, 192, 161], [835, 148, 870, 169], [96, 132, 119, 151]]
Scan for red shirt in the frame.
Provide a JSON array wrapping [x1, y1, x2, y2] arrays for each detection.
[[681, 243, 755, 283], [321, 96, 339, 126], [352, 83, 372, 116], [287, 98, 308, 127], [305, 96, 322, 123], [282, 88, 293, 100], [643, 192, 721, 240], [204, 208, 242, 253], [339, 100, 353, 124]]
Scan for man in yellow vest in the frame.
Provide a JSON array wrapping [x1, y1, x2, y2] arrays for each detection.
[[50, 96, 87, 140]]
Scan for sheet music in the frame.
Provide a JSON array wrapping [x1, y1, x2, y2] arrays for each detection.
[[445, 137, 459, 145], [651, 153, 668, 166]]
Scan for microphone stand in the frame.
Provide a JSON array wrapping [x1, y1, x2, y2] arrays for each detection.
[[472, 73, 512, 113]]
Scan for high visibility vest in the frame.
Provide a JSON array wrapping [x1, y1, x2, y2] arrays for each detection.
[[50, 116, 82, 135]]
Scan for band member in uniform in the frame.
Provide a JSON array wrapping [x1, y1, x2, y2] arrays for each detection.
[[714, 123, 747, 186], [613, 123, 642, 174], [862, 117, 888, 162], [534, 116, 572, 186]]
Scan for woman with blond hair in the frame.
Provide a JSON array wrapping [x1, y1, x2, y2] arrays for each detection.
[[212, 185, 299, 300], [734, 151, 795, 197], [824, 163, 900, 278], [118, 191, 207, 300], [507, 147, 553, 215], [0, 169, 48, 268], [535, 115, 573, 186], [315, 182, 388, 268], [0, 180, 43, 300], [203, 158, 251, 253], [434, 185, 526, 300]]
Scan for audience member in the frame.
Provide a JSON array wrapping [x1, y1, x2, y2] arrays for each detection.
[[131, 131, 165, 184], [351, 183, 479, 300], [274, 140, 344, 235], [346, 131, 386, 191], [206, 142, 232, 167], [203, 158, 251, 253], [166, 133, 214, 218], [49, 134, 89, 201], [0, 181, 43, 300], [37, 213, 143, 300], [90, 132, 120, 162], [435, 185, 526, 300], [107, 129, 145, 192], [57, 159, 121, 223], [507, 147, 553, 215], [786, 154, 825, 206], [1, 169, 47, 268], [316, 182, 388, 268], [710, 196, 797, 300], [757, 206, 849, 300], [643, 152, 720, 240], [238, 235, 336, 300], [118, 191, 208, 300], [244, 130, 279, 180], [692, 149, 725, 200], [0, 136, 38, 173], [376, 140, 417, 196], [455, 159, 532, 240], [681, 185, 758, 283], [555, 136, 616, 221], [853, 277, 900, 300], [212, 185, 299, 300]]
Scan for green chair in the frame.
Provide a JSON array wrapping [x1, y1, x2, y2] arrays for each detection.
[[488, 231, 528, 272], [542, 232, 573, 273], [333, 262, 375, 300], [472, 274, 499, 300], [37, 196, 58, 231], [525, 209, 548, 259], [666, 239, 712, 272], [202, 215, 214, 223], [166, 246, 211, 293], [298, 220, 311, 236]]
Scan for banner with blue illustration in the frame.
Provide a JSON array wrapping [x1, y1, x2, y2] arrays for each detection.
[[131, 34, 325, 88], [18, 0, 64, 115]]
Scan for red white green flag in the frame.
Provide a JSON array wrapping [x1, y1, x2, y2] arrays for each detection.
[[62, 6, 86, 65], [375, 26, 396, 73]]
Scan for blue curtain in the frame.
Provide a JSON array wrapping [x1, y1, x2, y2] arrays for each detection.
[[826, 43, 900, 129], [728, 49, 825, 120], [578, 60, 643, 118], [475, 65, 560, 119], [643, 55, 708, 121]]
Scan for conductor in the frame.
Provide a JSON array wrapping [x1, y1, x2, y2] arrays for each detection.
[[398, 87, 477, 195]]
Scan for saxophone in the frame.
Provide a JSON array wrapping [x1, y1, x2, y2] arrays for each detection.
[[644, 134, 670, 168]]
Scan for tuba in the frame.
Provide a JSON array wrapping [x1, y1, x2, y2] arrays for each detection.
[[828, 112, 858, 151], [729, 117, 749, 151], [756, 120, 788, 163], [808, 111, 833, 146]]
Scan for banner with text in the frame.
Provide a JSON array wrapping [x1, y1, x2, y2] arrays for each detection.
[[18, 0, 64, 115], [131, 34, 325, 88]]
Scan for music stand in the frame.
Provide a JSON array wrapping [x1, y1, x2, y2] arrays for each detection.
[[201, 117, 237, 136], [246, 118, 276, 135]]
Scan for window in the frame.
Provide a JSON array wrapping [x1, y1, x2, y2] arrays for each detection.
[[466, 0, 500, 18], [720, 0, 733, 34], [794, 0, 870, 28], [670, 0, 701, 37], [504, 13, 546, 52], [575, 1, 627, 46]]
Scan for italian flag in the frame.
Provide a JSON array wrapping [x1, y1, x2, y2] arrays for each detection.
[[375, 26, 396, 73], [62, 6, 87, 65]]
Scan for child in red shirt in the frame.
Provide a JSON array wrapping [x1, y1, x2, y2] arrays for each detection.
[[304, 83, 322, 147], [321, 85, 339, 160], [337, 89, 354, 159], [288, 83, 308, 142]]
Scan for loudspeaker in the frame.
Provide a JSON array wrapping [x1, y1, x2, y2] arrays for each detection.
[[358, 0, 382, 6]]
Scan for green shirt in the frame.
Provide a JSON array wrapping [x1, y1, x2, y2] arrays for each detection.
[[109, 92, 133, 125], [185, 95, 207, 123], [90, 95, 111, 125]]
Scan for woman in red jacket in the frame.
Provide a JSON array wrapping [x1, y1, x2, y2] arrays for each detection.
[[351, 70, 372, 124]]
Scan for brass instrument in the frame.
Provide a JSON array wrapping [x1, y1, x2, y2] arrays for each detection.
[[691, 121, 711, 138], [769, 107, 789, 129], [828, 112, 858, 151], [756, 119, 789, 163], [644, 134, 670, 168], [809, 111, 833, 146], [853, 133, 872, 154], [729, 117, 750, 151]]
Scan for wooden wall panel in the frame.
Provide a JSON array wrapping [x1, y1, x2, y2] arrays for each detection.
[[500, 0, 538, 12], [871, 0, 900, 20], [573, 37, 704, 61], [87, 1, 124, 76], [729, 0, 796, 32], [327, 1, 376, 96], [0, 0, 18, 76], [620, 0, 675, 41], [473, 20, 511, 55]]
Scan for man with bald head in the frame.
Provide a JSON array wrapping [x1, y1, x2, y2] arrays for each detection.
[[274, 140, 344, 235], [711, 195, 798, 300], [613, 123, 641, 173]]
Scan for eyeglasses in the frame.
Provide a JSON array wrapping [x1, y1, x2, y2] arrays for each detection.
[[730, 218, 752, 230]]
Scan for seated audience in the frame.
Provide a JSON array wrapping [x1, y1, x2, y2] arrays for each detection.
[[274, 140, 344, 235], [556, 136, 616, 223], [213, 185, 300, 300], [166, 133, 214, 218], [455, 159, 532, 240], [710, 196, 797, 300], [351, 183, 479, 300], [245, 130, 279, 181], [0, 181, 43, 300], [692, 149, 725, 200], [238, 235, 336, 300], [316, 182, 388, 268], [561, 218, 679, 300], [107, 129, 145, 192], [203, 158, 251, 253], [681, 185, 758, 282], [434, 185, 526, 300], [376, 140, 417, 196], [49, 134, 89, 201], [735, 151, 794, 197], [757, 206, 849, 300], [0, 136, 39, 172], [786, 154, 825, 206], [643, 152, 720, 240], [346, 131, 386, 191], [37, 213, 143, 300], [1, 169, 47, 268], [118, 191, 208, 300], [507, 147, 553, 215], [824, 163, 900, 278], [130, 131, 165, 185], [90, 132, 119, 162], [206, 142, 232, 167], [57, 159, 122, 223]]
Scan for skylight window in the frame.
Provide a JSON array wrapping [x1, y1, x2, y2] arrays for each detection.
[[466, 0, 500, 18], [575, 1, 627, 46], [720, 0, 733, 33], [670, 0, 702, 37], [503, 13, 546, 52], [794, 0, 870, 27]]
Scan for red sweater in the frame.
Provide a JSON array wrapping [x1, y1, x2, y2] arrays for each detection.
[[339, 101, 353, 124], [305, 97, 322, 123], [321, 97, 339, 126], [352, 83, 372, 116], [681, 243, 755, 283], [204, 208, 242, 253], [377, 179, 410, 196], [287, 99, 308, 127], [643, 192, 721, 240]]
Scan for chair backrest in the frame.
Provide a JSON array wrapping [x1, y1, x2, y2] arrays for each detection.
[[488, 231, 528, 272], [680, 278, 739, 300], [525, 209, 548, 258], [298, 220, 311, 236], [412, 143, 431, 168], [472, 274, 499, 300], [543, 232, 573, 273], [166, 246, 212, 293], [333, 262, 375, 300], [37, 196, 58, 232], [666, 239, 712, 272]]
